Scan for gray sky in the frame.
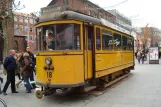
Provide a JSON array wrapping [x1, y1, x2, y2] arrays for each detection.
[[17, 0, 161, 29]]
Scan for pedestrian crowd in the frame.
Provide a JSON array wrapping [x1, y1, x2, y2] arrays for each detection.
[[135, 49, 147, 64], [0, 47, 38, 95]]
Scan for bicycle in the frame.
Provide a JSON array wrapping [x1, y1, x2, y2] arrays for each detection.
[[0, 80, 7, 107], [0, 98, 7, 107]]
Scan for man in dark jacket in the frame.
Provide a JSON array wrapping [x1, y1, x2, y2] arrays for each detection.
[[26, 47, 38, 89], [2, 50, 18, 95]]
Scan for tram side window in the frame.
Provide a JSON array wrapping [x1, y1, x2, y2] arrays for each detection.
[[96, 28, 101, 50], [43, 25, 56, 51], [122, 36, 127, 50], [74, 24, 80, 50], [102, 29, 113, 50], [36, 28, 41, 51], [113, 33, 121, 50], [56, 24, 79, 50], [127, 37, 133, 51]]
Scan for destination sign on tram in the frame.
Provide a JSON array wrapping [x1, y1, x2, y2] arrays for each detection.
[[41, 6, 61, 14]]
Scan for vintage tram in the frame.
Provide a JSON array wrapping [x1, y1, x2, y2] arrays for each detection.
[[35, 8, 134, 99]]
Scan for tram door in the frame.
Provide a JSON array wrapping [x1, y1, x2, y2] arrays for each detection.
[[84, 25, 93, 80]]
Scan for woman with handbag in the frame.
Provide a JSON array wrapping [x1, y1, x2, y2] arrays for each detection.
[[22, 53, 32, 93]]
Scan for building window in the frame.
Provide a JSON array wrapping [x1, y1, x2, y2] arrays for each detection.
[[89, 10, 91, 15], [30, 28, 33, 32], [64, 0, 69, 5], [34, 20, 36, 24], [19, 25, 23, 31], [14, 40, 18, 52], [19, 16, 23, 22], [30, 35, 33, 40], [25, 36, 28, 40], [24, 26, 28, 32], [113, 33, 121, 50], [102, 29, 113, 50], [24, 17, 28, 23], [14, 16, 18, 22], [33, 36, 36, 40], [30, 18, 33, 24], [96, 28, 101, 50], [14, 25, 18, 30]]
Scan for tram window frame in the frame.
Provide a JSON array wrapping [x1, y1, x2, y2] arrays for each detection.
[[36, 27, 42, 51], [113, 33, 121, 50], [74, 24, 81, 50], [96, 28, 101, 50], [88, 26, 92, 50], [41, 23, 81, 51], [122, 36, 127, 51], [102, 29, 113, 50], [127, 37, 133, 51]]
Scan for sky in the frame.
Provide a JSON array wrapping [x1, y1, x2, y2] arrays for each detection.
[[16, 0, 161, 29]]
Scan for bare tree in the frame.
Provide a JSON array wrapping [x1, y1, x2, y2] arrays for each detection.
[[0, 0, 24, 59]]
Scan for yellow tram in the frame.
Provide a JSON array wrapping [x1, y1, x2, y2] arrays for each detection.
[[35, 8, 134, 99]]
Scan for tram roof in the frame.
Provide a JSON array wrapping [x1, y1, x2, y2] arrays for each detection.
[[38, 10, 101, 25], [37, 10, 133, 37]]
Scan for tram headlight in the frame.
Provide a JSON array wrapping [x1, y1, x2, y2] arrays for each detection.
[[45, 57, 52, 65]]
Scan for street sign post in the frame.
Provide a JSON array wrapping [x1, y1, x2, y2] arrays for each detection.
[[149, 47, 159, 64]]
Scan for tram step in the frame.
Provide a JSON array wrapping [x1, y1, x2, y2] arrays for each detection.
[[84, 86, 96, 92]]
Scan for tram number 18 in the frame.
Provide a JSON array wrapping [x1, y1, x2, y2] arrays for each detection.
[[47, 72, 52, 78]]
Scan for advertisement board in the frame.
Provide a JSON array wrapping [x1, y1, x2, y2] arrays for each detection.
[[149, 47, 159, 61]]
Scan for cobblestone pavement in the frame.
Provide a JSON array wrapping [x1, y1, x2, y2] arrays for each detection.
[[0, 59, 161, 107]]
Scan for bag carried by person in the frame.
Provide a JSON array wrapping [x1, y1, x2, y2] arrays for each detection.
[[28, 58, 34, 70]]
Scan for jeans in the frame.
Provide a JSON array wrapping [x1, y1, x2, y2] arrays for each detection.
[[24, 76, 32, 92], [30, 70, 36, 88]]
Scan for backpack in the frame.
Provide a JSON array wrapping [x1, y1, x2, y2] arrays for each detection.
[[28, 58, 34, 70]]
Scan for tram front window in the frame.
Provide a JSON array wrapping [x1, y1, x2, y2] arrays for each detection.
[[41, 24, 80, 51]]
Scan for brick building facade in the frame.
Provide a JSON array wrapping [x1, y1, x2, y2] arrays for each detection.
[[14, 12, 36, 53], [47, 0, 116, 24]]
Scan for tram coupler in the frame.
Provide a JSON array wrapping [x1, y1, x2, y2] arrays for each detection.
[[36, 83, 56, 99]]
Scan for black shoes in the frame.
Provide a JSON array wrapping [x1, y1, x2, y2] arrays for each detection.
[[1, 91, 18, 95], [26, 91, 31, 93], [2, 92, 7, 95], [12, 91, 19, 93]]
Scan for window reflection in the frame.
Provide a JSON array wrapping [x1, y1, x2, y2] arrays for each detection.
[[40, 23, 80, 51]]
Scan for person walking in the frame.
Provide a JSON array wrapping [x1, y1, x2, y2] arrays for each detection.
[[15, 53, 23, 88], [135, 50, 138, 59], [26, 47, 38, 89], [22, 53, 32, 93], [137, 50, 141, 64], [141, 50, 145, 64], [2, 50, 18, 95], [14, 53, 21, 80]]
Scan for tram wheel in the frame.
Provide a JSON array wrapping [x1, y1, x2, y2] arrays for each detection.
[[35, 90, 44, 99]]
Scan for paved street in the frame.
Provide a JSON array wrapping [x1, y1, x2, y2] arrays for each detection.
[[0, 60, 161, 107]]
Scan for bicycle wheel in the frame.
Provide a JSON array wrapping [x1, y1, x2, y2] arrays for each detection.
[[0, 98, 7, 107]]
